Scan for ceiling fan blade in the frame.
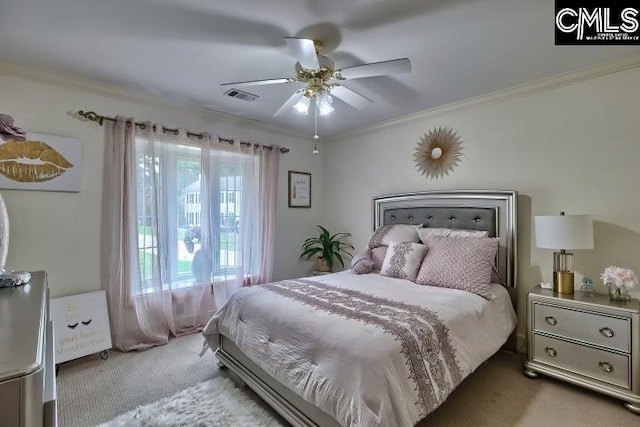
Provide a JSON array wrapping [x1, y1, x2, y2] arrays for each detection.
[[273, 91, 304, 117], [336, 58, 411, 80], [220, 78, 294, 88], [330, 85, 373, 110], [285, 37, 320, 70]]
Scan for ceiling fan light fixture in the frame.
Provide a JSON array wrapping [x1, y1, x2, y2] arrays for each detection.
[[221, 37, 412, 120], [316, 93, 334, 116], [293, 96, 310, 115]]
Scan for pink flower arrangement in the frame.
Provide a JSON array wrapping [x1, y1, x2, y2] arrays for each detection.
[[601, 266, 638, 290]]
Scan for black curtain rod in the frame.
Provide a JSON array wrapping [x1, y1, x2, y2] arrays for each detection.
[[76, 110, 290, 153]]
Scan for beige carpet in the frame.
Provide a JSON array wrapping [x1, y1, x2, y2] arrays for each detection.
[[57, 333, 219, 427], [57, 333, 639, 427], [421, 351, 638, 427]]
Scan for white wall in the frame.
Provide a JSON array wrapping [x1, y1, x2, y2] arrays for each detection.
[[324, 64, 640, 344], [3, 60, 639, 346], [0, 65, 323, 297]]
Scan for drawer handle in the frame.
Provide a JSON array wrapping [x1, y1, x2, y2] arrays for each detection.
[[545, 346, 557, 357], [545, 316, 558, 326], [598, 361, 614, 373], [599, 327, 615, 338]]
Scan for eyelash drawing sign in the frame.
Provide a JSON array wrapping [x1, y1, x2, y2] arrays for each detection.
[[67, 319, 92, 329], [51, 290, 112, 364]]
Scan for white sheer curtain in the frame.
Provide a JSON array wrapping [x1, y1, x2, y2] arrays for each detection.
[[103, 116, 280, 351], [198, 135, 280, 304]]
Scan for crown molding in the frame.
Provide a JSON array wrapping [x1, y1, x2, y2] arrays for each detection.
[[3, 54, 639, 144], [331, 54, 640, 142], [0, 61, 306, 141]]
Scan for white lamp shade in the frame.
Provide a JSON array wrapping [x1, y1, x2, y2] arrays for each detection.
[[316, 93, 334, 116], [293, 96, 310, 115], [535, 214, 594, 250]]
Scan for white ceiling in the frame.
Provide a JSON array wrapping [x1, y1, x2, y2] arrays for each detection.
[[1, 0, 638, 138]]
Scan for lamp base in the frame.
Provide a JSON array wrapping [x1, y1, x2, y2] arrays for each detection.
[[553, 271, 574, 294]]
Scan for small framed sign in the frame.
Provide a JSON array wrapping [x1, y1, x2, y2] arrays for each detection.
[[288, 171, 311, 208], [51, 290, 112, 363]]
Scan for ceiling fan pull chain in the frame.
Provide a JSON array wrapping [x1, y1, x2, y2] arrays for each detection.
[[314, 104, 319, 140], [313, 103, 319, 154]]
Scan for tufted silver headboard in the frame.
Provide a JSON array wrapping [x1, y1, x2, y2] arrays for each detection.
[[373, 190, 517, 289]]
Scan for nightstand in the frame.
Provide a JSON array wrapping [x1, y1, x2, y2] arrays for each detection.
[[523, 288, 640, 414], [311, 270, 332, 276]]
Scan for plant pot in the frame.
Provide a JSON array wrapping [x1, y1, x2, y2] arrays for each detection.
[[317, 257, 331, 272]]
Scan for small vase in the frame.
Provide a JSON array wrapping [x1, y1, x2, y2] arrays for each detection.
[[606, 283, 630, 302], [580, 277, 594, 295]]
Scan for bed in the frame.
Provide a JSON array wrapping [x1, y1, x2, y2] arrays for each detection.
[[203, 190, 518, 427]]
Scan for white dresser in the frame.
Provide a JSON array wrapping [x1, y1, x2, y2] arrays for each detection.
[[0, 271, 57, 426], [523, 287, 640, 414]]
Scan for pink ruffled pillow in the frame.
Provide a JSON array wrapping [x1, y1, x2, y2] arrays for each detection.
[[350, 250, 375, 274], [415, 236, 499, 299]]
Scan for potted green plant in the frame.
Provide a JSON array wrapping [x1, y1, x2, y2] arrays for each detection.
[[300, 225, 355, 272]]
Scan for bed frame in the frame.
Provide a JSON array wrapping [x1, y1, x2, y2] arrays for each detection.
[[215, 190, 518, 427]]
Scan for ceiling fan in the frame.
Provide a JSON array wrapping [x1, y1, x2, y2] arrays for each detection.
[[220, 37, 412, 117]]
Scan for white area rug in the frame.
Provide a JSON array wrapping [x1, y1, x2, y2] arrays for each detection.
[[99, 375, 285, 427]]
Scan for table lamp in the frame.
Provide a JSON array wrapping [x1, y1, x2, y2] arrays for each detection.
[[534, 212, 594, 294]]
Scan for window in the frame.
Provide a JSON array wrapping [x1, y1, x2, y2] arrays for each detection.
[[135, 138, 244, 293]]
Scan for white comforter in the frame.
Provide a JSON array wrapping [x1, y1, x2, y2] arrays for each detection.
[[203, 271, 516, 427]]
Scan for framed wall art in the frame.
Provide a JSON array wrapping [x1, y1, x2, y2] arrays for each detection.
[[0, 132, 82, 192], [288, 171, 311, 208], [51, 290, 112, 363]]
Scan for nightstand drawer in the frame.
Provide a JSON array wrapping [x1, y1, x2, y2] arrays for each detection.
[[533, 334, 630, 389], [533, 302, 630, 352]]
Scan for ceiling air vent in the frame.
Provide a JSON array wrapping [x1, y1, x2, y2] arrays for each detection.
[[224, 88, 259, 102]]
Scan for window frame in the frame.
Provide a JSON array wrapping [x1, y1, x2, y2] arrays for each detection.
[[134, 138, 246, 294]]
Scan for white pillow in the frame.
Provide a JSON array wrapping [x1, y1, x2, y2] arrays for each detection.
[[416, 227, 488, 244], [379, 241, 427, 282]]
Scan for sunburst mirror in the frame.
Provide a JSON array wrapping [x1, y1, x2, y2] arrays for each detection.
[[414, 126, 463, 179]]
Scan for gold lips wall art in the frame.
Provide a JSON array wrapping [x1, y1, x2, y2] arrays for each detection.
[[0, 140, 72, 182], [0, 133, 82, 192]]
